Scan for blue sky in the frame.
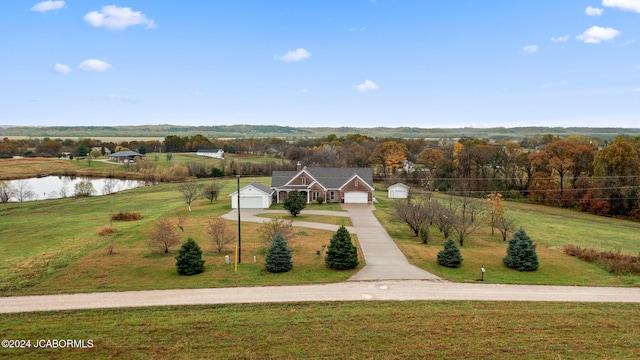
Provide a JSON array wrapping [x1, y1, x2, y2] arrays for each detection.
[[1, 0, 639, 128]]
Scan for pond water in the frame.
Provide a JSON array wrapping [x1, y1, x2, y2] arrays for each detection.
[[2, 176, 150, 202]]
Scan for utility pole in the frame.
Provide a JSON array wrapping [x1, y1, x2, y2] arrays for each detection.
[[237, 174, 241, 264]]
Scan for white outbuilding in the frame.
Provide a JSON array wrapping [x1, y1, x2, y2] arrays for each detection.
[[230, 182, 274, 209], [387, 183, 410, 199]]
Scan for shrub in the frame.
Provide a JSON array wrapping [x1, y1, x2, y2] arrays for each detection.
[[325, 226, 359, 270], [316, 196, 325, 205], [564, 245, 640, 275], [175, 238, 205, 275], [265, 234, 293, 273], [283, 190, 306, 217], [503, 229, 539, 271], [111, 212, 143, 221], [437, 239, 463, 268], [98, 226, 119, 236]]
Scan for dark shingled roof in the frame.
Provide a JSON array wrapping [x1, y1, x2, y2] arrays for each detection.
[[271, 167, 373, 189]]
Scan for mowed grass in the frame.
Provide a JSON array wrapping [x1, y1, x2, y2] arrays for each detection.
[[374, 190, 640, 287], [1, 301, 639, 359], [0, 177, 360, 295]]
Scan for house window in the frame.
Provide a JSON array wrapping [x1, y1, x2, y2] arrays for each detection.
[[302, 177, 306, 185], [312, 191, 319, 201], [330, 191, 335, 200], [355, 180, 359, 187]]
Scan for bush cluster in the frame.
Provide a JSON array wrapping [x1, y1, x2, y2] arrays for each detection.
[[111, 212, 143, 221], [564, 245, 640, 275]]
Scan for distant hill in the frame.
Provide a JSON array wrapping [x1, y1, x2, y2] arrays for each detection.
[[1, 124, 639, 140]]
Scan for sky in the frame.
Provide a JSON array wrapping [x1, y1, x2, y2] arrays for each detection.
[[1, 0, 639, 128]]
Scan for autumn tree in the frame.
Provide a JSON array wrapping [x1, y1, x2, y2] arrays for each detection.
[[486, 192, 505, 236], [592, 137, 640, 216], [149, 218, 181, 254], [206, 217, 235, 253], [257, 217, 294, 243], [369, 141, 410, 175]]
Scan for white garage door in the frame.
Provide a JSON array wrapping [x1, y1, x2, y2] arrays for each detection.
[[240, 196, 263, 209], [344, 192, 368, 203]]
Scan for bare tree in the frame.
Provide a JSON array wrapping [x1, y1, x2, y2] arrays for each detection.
[[451, 211, 478, 247], [391, 195, 434, 237], [257, 217, 294, 243], [14, 180, 35, 202], [0, 181, 15, 203], [496, 215, 517, 241], [177, 215, 187, 232], [204, 179, 224, 203], [177, 181, 204, 212], [432, 202, 455, 239], [206, 217, 236, 253], [149, 218, 181, 254]]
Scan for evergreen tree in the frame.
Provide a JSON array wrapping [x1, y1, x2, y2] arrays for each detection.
[[437, 239, 463, 268], [175, 238, 205, 275], [265, 234, 293, 273], [325, 226, 359, 270], [283, 190, 306, 217], [503, 228, 539, 271]]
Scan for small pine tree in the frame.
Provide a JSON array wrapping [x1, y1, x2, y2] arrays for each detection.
[[283, 190, 306, 217], [503, 228, 539, 271], [437, 239, 463, 268], [175, 238, 205, 275], [325, 226, 359, 270], [265, 234, 293, 273]]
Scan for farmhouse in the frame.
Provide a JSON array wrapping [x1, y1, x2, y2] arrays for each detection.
[[271, 166, 374, 204], [109, 150, 143, 163], [388, 183, 410, 199], [230, 182, 274, 209], [197, 149, 224, 159]]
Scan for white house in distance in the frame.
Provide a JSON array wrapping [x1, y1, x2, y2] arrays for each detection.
[[197, 149, 224, 159], [388, 183, 410, 199], [230, 182, 274, 209]]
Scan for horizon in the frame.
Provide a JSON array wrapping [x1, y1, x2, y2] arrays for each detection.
[[1, 1, 639, 128]]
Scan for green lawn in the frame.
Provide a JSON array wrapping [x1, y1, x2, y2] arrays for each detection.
[[374, 190, 640, 286], [1, 301, 638, 359]]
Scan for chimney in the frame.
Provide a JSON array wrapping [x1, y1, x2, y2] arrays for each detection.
[[296, 161, 302, 171]]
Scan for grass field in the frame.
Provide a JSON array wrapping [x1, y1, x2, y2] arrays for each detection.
[[373, 191, 640, 287], [1, 301, 638, 359], [2, 157, 640, 296]]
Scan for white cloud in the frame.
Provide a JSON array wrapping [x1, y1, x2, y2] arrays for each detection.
[[585, 6, 604, 15], [53, 63, 70, 73], [603, 0, 640, 13], [551, 34, 570, 42], [84, 5, 156, 30], [353, 80, 379, 92], [523, 45, 538, 53], [105, 94, 135, 103], [576, 26, 620, 43], [275, 48, 311, 63], [30, 1, 64, 13], [79, 59, 111, 72]]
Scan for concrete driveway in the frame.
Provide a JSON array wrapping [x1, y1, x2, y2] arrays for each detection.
[[221, 205, 441, 281]]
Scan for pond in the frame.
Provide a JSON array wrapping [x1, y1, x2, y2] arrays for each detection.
[[1, 176, 151, 202]]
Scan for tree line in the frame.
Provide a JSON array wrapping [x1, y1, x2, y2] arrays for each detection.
[[2, 132, 640, 218]]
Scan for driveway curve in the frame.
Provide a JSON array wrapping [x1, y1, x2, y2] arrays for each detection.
[[221, 205, 440, 281]]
